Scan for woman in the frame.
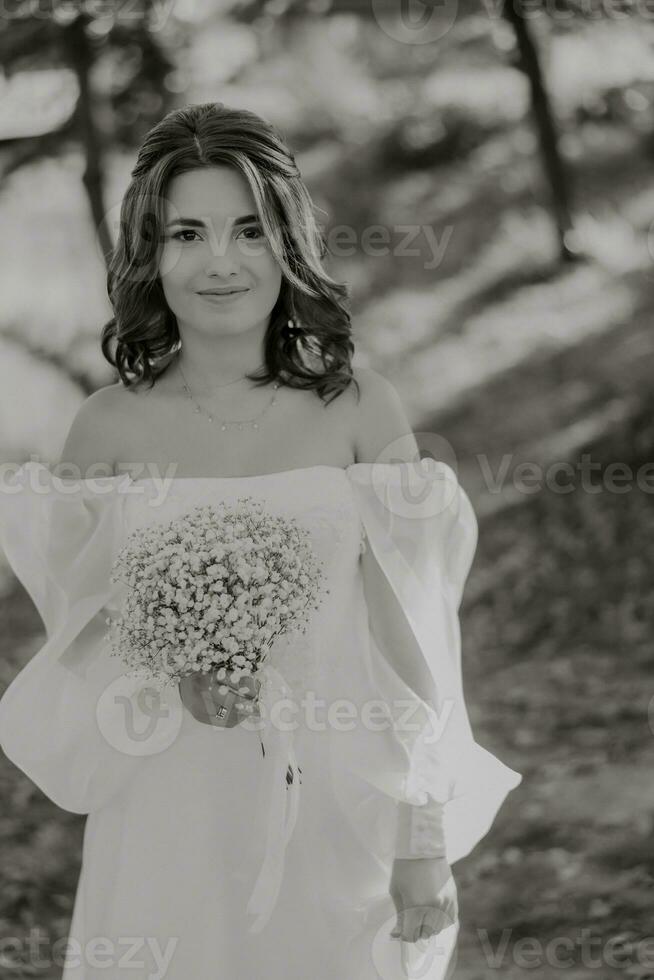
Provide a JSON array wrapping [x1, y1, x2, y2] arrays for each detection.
[[0, 103, 521, 979]]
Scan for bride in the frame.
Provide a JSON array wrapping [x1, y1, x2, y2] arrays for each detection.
[[0, 102, 521, 979]]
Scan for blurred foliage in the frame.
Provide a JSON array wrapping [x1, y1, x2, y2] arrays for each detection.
[[0, 3, 178, 262], [0, 1, 178, 153]]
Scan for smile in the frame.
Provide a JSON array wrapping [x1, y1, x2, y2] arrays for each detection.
[[198, 290, 249, 303]]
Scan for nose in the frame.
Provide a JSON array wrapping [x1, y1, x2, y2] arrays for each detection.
[[204, 245, 241, 277], [203, 223, 241, 276]]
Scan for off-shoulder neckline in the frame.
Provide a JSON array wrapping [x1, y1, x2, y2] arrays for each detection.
[[12, 459, 455, 485], [129, 461, 454, 483], [131, 464, 352, 484]]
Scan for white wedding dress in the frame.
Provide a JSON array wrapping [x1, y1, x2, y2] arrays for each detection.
[[0, 460, 522, 980]]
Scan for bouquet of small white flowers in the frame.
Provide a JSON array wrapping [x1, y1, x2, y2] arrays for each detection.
[[105, 496, 329, 731]]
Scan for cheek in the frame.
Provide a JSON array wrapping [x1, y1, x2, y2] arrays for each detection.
[[159, 243, 202, 281], [254, 252, 283, 291], [158, 260, 193, 313]]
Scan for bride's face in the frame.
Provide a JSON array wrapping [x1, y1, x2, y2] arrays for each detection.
[[158, 165, 283, 337]]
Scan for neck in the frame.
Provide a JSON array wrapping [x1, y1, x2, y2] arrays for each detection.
[[174, 322, 268, 392]]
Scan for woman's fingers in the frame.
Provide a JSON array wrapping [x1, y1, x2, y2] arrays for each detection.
[[392, 907, 426, 943], [392, 905, 452, 943], [416, 906, 449, 942]]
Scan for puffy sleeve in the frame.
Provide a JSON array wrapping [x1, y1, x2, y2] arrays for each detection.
[[0, 461, 181, 814], [338, 459, 522, 867]]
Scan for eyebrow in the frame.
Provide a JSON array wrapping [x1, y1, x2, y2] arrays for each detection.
[[165, 214, 260, 228]]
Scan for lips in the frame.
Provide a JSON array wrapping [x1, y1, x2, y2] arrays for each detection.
[[198, 288, 248, 296], [198, 289, 249, 304]]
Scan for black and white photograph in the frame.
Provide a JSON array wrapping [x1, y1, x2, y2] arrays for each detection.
[[0, 2, 652, 978]]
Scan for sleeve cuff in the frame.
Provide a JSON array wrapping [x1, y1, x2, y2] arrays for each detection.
[[394, 798, 447, 859]]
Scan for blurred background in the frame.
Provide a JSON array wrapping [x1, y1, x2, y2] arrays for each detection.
[[1, 1, 654, 977]]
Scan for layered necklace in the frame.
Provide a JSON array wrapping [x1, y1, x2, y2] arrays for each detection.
[[177, 359, 280, 432]]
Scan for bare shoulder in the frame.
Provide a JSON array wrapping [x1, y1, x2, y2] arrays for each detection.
[[59, 382, 129, 477], [350, 367, 419, 465]]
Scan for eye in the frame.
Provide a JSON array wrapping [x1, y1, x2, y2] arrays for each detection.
[[171, 230, 201, 243], [237, 225, 265, 241]]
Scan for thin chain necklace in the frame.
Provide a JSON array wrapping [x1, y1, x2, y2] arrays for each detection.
[[177, 360, 280, 432]]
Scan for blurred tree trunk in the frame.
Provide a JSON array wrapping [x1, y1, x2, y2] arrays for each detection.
[[63, 13, 113, 267], [502, 4, 578, 263]]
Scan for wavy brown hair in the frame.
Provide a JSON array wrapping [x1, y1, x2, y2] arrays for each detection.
[[101, 102, 359, 406]]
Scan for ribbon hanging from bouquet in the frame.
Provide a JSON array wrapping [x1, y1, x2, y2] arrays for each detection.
[[244, 660, 301, 934]]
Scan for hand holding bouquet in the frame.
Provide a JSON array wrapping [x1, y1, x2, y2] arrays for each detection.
[[177, 669, 261, 728], [105, 496, 329, 729]]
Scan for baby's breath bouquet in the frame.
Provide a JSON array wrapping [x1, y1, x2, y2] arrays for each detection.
[[105, 496, 329, 728]]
